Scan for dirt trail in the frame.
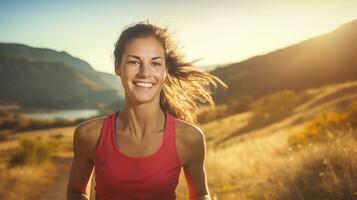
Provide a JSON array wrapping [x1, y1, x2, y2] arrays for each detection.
[[39, 156, 73, 200]]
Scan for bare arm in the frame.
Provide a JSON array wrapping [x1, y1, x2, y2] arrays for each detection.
[[183, 126, 211, 200], [67, 125, 95, 200]]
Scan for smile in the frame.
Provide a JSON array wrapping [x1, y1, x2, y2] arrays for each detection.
[[133, 81, 155, 89]]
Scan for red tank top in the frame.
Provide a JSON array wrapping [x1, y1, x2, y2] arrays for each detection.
[[94, 111, 182, 200]]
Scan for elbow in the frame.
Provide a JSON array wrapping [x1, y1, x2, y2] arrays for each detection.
[[189, 194, 212, 200], [67, 188, 89, 200]]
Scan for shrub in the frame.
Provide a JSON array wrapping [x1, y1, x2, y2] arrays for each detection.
[[288, 101, 357, 149], [197, 96, 253, 123], [250, 130, 357, 200], [9, 138, 53, 167], [196, 104, 228, 123], [226, 95, 252, 113], [250, 90, 301, 124]]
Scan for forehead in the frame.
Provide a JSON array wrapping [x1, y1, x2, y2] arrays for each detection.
[[124, 36, 165, 58]]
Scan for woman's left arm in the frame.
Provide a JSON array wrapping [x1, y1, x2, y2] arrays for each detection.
[[183, 126, 211, 200]]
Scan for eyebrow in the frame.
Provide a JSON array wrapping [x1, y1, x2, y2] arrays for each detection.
[[127, 55, 163, 60]]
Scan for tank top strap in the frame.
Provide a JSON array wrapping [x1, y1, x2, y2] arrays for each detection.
[[166, 112, 180, 166], [94, 111, 117, 162], [155, 110, 175, 156]]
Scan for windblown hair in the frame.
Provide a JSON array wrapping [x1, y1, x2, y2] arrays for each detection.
[[114, 20, 228, 124]]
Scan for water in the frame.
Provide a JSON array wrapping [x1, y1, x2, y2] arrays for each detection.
[[21, 109, 99, 120]]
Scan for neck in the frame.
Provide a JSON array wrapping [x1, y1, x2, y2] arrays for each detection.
[[119, 96, 166, 140]]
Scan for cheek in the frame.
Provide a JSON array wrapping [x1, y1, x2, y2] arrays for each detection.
[[119, 70, 134, 88], [122, 67, 137, 79], [154, 72, 166, 85]]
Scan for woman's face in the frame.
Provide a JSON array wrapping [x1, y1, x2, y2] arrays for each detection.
[[115, 36, 167, 104]]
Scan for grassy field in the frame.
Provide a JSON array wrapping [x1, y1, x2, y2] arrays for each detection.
[[0, 126, 74, 200], [0, 80, 357, 200], [175, 81, 357, 200]]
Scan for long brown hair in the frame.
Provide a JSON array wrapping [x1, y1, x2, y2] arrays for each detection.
[[114, 20, 227, 124]]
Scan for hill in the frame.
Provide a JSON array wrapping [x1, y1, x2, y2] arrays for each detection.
[[0, 43, 123, 110], [211, 19, 357, 104]]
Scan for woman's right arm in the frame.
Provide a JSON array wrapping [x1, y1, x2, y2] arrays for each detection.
[[67, 123, 96, 200]]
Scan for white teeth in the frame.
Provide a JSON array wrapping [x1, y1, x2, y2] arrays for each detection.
[[133, 82, 154, 88]]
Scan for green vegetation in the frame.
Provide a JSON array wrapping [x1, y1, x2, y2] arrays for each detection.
[[0, 43, 122, 110], [9, 138, 55, 167], [0, 124, 72, 200], [0, 109, 88, 140]]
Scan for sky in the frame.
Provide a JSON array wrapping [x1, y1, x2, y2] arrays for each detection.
[[1, 0, 357, 74]]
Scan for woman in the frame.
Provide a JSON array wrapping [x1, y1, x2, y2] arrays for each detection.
[[67, 21, 227, 200]]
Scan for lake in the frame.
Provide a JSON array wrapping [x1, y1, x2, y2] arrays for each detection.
[[20, 109, 99, 120]]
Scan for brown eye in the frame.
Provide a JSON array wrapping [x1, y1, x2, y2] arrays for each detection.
[[128, 60, 140, 65], [152, 62, 161, 67]]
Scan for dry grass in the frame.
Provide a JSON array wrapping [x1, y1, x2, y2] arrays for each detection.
[[0, 126, 74, 152], [175, 96, 357, 199], [176, 83, 357, 199], [0, 161, 56, 200], [0, 126, 74, 200], [1, 81, 356, 200], [175, 121, 357, 200]]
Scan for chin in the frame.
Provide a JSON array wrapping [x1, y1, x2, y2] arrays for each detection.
[[125, 85, 162, 104], [131, 94, 157, 104]]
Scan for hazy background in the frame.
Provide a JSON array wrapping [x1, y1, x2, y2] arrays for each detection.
[[1, 0, 357, 73], [1, 1, 357, 200]]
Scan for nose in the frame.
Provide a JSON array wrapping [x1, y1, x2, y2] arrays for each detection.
[[138, 61, 151, 76]]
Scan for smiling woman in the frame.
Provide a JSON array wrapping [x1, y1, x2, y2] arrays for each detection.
[[67, 20, 227, 200]]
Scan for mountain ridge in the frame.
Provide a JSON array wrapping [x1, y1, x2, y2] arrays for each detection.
[[0, 43, 124, 110], [211, 19, 357, 104]]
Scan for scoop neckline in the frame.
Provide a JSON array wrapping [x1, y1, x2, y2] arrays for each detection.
[[111, 110, 169, 160]]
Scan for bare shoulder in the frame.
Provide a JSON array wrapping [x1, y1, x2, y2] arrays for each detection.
[[175, 118, 205, 143], [175, 118, 206, 167], [74, 115, 107, 161]]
